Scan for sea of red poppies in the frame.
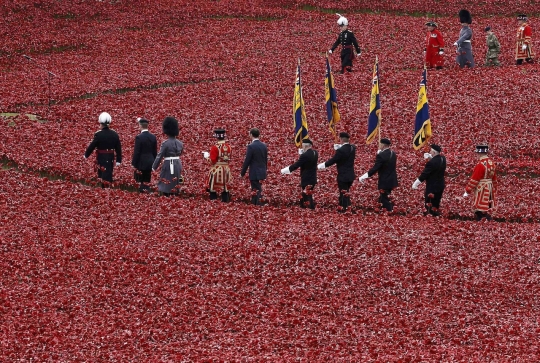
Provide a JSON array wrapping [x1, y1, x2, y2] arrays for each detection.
[[1, 0, 540, 360]]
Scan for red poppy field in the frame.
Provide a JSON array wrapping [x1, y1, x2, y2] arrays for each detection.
[[1, 0, 540, 361]]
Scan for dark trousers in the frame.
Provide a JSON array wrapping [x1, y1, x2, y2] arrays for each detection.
[[210, 191, 231, 202], [378, 189, 393, 212], [250, 180, 263, 205], [475, 211, 492, 221], [96, 154, 114, 184], [340, 48, 354, 72], [134, 169, 151, 192], [300, 184, 316, 210], [516, 58, 534, 65], [425, 190, 443, 215], [338, 181, 353, 210]]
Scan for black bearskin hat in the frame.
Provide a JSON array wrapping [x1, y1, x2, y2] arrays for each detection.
[[162, 116, 179, 137], [459, 9, 472, 24]]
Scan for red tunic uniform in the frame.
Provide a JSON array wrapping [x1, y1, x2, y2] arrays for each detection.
[[207, 140, 231, 192], [465, 156, 497, 212], [516, 23, 535, 60], [425, 29, 445, 68]]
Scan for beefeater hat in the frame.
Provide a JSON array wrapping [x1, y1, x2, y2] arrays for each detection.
[[459, 9, 472, 24], [425, 21, 438, 27], [517, 14, 528, 21], [475, 144, 489, 153]]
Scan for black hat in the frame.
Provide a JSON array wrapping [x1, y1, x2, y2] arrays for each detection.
[[380, 138, 391, 145], [162, 116, 179, 137], [430, 144, 441, 152], [459, 9, 472, 24], [339, 132, 350, 139], [475, 144, 489, 153], [517, 14, 528, 21], [213, 128, 226, 139], [301, 139, 313, 145], [484, 26, 491, 32], [425, 21, 437, 27], [137, 117, 149, 124]]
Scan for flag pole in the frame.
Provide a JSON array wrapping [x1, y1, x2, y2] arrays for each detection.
[[376, 56, 381, 144]]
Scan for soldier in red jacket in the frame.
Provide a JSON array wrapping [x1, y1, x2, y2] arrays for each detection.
[[424, 21, 445, 69], [204, 129, 232, 202], [464, 145, 497, 221], [516, 14, 535, 65]]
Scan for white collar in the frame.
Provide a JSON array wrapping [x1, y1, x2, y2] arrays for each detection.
[[141, 129, 148, 133], [251, 138, 260, 143]]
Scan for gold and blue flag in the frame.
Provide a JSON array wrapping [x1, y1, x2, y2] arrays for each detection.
[[366, 57, 381, 144], [293, 59, 309, 147], [413, 68, 432, 150], [325, 55, 340, 141]]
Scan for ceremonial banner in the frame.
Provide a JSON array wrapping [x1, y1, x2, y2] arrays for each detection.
[[366, 57, 381, 144], [413, 68, 432, 150], [293, 59, 309, 147], [325, 55, 340, 140]]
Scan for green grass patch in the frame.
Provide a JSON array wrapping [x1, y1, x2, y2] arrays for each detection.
[[53, 13, 77, 20]]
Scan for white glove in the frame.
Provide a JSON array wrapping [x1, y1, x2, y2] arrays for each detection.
[[328, 50, 333, 54], [438, 50, 444, 55], [116, 162, 121, 166], [522, 44, 527, 50], [84, 156, 87, 159], [281, 167, 291, 175], [359, 172, 369, 183], [453, 42, 458, 46], [463, 192, 468, 197], [298, 148, 304, 155], [317, 163, 326, 170], [412, 179, 421, 190], [333, 143, 342, 150], [424, 152, 432, 159], [377, 149, 382, 154], [202, 151, 210, 159], [136, 117, 141, 122], [356, 53, 361, 57]]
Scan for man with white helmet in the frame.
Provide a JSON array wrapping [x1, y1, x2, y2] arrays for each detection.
[[328, 14, 361, 74], [84, 112, 122, 186]]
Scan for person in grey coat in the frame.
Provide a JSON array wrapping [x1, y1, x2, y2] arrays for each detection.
[[454, 9, 475, 68], [152, 116, 184, 196]]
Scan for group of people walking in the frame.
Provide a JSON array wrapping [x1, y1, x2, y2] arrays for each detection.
[[85, 116, 496, 221], [327, 11, 535, 72]]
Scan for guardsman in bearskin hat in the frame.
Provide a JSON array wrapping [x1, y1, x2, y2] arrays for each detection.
[[484, 26, 501, 66], [412, 144, 447, 216], [328, 14, 362, 74], [84, 112, 122, 187], [318, 132, 356, 212], [454, 9, 475, 68], [281, 139, 318, 209], [424, 21, 445, 69], [359, 138, 398, 212], [516, 14, 535, 65], [152, 116, 184, 196], [203, 128, 232, 202], [463, 145, 497, 221], [131, 117, 157, 193]]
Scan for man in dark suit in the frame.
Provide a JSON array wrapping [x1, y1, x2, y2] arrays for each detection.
[[318, 132, 356, 211], [241, 128, 268, 205], [84, 112, 122, 187], [281, 139, 318, 209], [412, 144, 447, 216], [359, 138, 398, 212], [131, 117, 157, 193]]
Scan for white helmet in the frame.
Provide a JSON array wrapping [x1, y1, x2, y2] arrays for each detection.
[[336, 13, 348, 26], [98, 112, 112, 124]]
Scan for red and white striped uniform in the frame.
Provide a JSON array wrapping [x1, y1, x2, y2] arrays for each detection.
[[208, 140, 231, 192], [516, 22, 535, 60], [465, 156, 497, 212]]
